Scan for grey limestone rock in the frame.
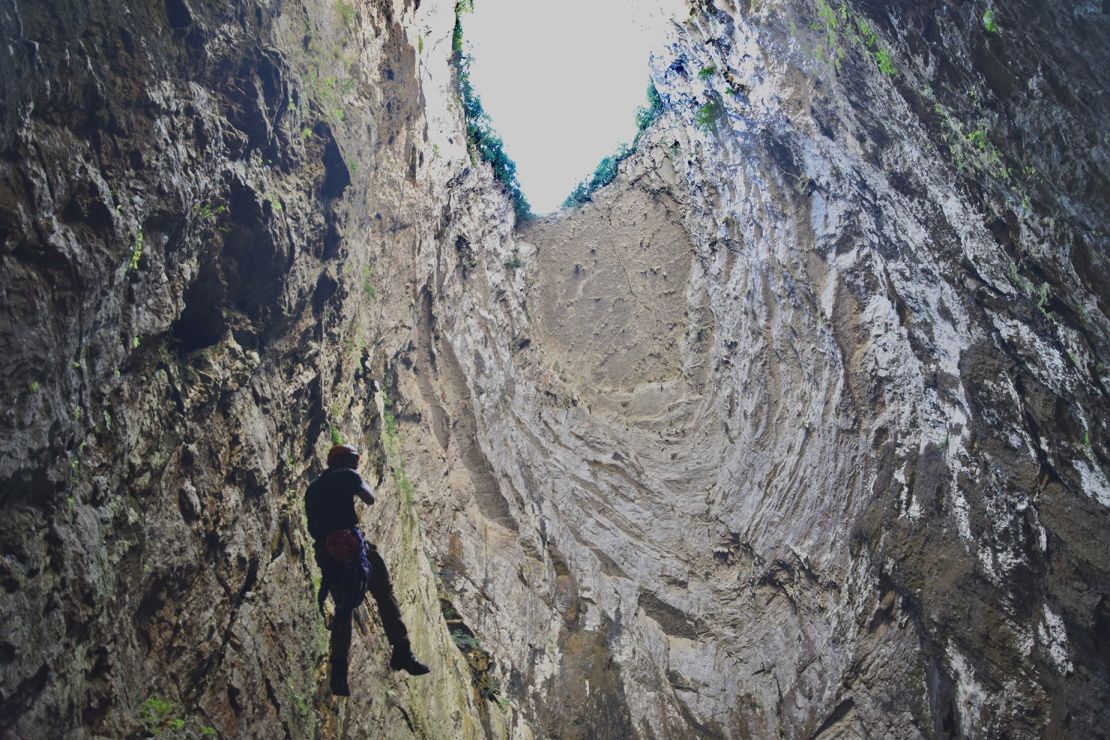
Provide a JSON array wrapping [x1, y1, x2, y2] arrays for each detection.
[[1, 0, 1107, 737]]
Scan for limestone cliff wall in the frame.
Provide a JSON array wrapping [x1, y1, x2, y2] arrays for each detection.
[[395, 0, 1110, 736], [1, 0, 1107, 738], [0, 0, 515, 736]]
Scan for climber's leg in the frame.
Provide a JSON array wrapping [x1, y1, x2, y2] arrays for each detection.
[[329, 614, 353, 696], [364, 543, 430, 675]]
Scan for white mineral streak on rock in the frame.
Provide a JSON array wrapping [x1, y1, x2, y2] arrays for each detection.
[[1072, 457, 1110, 508], [947, 644, 987, 736], [991, 315, 1072, 395], [1015, 623, 1036, 659], [1036, 605, 1074, 675]]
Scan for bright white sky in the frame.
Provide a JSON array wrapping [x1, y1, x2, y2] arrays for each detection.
[[463, 0, 683, 214]]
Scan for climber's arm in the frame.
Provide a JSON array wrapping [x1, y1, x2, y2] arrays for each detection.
[[314, 542, 333, 616]]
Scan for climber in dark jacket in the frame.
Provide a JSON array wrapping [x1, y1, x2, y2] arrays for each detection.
[[305, 443, 430, 696]]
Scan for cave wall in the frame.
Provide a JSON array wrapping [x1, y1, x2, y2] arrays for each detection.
[[394, 0, 1110, 737], [0, 0, 517, 736], [1, 0, 1108, 737]]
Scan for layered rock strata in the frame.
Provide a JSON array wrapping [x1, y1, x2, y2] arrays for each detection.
[[1, 0, 512, 735], [1, 0, 1107, 738]]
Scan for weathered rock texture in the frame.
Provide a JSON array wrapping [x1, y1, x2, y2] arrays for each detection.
[[1, 0, 1108, 737], [0, 0, 514, 736]]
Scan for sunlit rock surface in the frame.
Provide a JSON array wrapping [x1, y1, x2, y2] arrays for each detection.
[[1, 0, 1107, 737]]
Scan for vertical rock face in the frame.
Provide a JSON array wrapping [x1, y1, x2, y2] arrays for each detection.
[[402, 0, 1110, 737], [0, 0, 510, 736], [0, 0, 1107, 738]]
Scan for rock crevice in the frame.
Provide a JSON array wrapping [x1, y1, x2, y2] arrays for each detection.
[[1, 0, 1108, 737]]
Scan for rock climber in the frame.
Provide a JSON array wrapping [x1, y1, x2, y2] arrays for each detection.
[[304, 443, 430, 696]]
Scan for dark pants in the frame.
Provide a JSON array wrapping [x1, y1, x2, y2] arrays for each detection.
[[317, 536, 411, 680]]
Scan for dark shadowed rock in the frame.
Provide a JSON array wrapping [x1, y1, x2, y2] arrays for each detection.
[[0, 0, 1107, 737]]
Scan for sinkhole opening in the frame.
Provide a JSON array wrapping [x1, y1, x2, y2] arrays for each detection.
[[455, 0, 682, 217]]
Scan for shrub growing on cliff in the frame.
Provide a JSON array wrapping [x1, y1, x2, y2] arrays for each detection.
[[137, 696, 215, 737], [128, 231, 144, 272], [875, 48, 896, 76], [637, 82, 664, 134], [336, 1, 355, 31], [563, 82, 664, 208], [812, 0, 898, 76], [452, 630, 481, 651], [140, 696, 183, 735], [452, 2, 532, 222], [194, 202, 227, 222], [563, 144, 633, 208], [982, 9, 999, 33], [695, 99, 723, 129]]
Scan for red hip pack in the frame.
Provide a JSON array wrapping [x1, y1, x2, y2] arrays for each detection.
[[325, 529, 362, 563]]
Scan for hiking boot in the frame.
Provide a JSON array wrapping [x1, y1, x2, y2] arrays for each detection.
[[389, 647, 430, 675], [330, 663, 351, 696], [330, 673, 351, 696]]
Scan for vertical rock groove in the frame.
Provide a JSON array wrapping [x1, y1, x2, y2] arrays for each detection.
[[1, 0, 1107, 737]]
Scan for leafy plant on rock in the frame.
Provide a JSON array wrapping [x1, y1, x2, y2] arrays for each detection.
[[140, 696, 184, 736], [563, 82, 665, 208], [362, 265, 377, 298], [452, 630, 481, 651], [452, 1, 532, 221], [875, 48, 897, 76], [194, 202, 228, 222], [812, 0, 898, 76], [695, 99, 723, 129], [982, 8, 999, 33], [336, 1, 356, 31], [129, 231, 145, 272]]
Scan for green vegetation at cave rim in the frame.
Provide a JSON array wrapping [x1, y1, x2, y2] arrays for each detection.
[[452, 0, 533, 222], [563, 82, 665, 209]]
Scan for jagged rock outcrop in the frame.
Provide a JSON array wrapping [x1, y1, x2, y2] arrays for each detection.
[[0, 0, 513, 736], [398, 1, 1110, 736], [1, 0, 1107, 737]]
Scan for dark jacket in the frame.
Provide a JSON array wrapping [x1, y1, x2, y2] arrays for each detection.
[[305, 467, 375, 618], [304, 467, 374, 542]]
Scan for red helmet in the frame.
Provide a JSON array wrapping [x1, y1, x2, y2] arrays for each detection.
[[326, 444, 359, 468]]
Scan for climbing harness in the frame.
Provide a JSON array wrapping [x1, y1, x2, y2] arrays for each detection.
[[325, 528, 362, 563]]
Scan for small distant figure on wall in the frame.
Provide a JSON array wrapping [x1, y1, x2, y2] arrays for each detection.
[[304, 444, 430, 696]]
